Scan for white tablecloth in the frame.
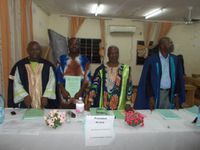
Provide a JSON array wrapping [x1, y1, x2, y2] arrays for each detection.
[[0, 108, 199, 150]]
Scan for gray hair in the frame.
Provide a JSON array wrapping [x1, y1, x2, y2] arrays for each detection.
[[107, 45, 119, 54]]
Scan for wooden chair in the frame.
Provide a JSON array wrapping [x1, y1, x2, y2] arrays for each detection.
[[184, 76, 200, 102], [192, 74, 200, 78], [182, 84, 196, 108]]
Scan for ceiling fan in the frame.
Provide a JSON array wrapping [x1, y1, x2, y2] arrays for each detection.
[[184, 6, 200, 25]]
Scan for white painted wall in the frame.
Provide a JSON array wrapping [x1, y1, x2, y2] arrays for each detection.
[[48, 14, 69, 37], [168, 23, 200, 76], [32, 2, 49, 45], [32, 2, 200, 85]]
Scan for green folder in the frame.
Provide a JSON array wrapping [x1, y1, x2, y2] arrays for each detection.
[[114, 110, 125, 120], [184, 105, 199, 115], [23, 109, 44, 119], [90, 108, 110, 116], [156, 109, 181, 120]]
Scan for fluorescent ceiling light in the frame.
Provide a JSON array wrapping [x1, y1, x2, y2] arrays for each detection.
[[145, 8, 164, 19], [91, 4, 103, 16], [91, 4, 98, 14]]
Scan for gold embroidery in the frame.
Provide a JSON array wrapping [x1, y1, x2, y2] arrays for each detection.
[[25, 63, 43, 108]]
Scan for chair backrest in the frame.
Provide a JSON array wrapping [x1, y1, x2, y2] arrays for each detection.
[[184, 84, 196, 107]]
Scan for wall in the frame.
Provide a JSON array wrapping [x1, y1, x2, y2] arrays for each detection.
[[32, 2, 200, 85], [48, 14, 69, 37], [168, 23, 200, 76], [32, 2, 49, 45]]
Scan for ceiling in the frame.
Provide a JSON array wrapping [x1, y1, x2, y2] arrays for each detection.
[[33, 0, 200, 22]]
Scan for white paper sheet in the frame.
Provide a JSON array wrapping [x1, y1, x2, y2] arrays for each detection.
[[85, 115, 115, 146]]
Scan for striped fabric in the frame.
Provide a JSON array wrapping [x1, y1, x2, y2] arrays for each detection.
[[0, 0, 33, 106]]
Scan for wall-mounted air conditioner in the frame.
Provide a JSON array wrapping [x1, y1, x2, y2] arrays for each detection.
[[109, 25, 136, 33]]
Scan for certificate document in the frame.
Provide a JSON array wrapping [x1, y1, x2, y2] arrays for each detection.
[[156, 109, 181, 120], [64, 75, 81, 97], [85, 115, 115, 146]]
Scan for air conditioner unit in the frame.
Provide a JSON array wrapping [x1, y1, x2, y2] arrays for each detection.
[[109, 25, 136, 33]]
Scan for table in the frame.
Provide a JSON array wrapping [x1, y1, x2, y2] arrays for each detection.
[[0, 109, 199, 150]]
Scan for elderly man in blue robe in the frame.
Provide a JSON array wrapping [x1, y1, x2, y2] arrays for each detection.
[[135, 37, 185, 110]]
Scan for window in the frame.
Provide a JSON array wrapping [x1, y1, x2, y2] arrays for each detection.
[[78, 38, 101, 64]]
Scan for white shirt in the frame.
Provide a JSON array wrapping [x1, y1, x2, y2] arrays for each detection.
[[159, 51, 171, 89]]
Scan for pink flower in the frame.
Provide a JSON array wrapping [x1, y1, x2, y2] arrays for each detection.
[[125, 110, 144, 127], [44, 110, 66, 129], [134, 119, 138, 125]]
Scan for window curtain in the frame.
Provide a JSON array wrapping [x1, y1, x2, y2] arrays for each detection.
[[0, 0, 33, 107], [99, 18, 106, 63], [0, 0, 11, 107], [0, 25, 3, 95], [20, 0, 33, 57], [144, 22, 154, 57], [69, 16, 85, 38], [9, 0, 22, 66], [155, 22, 172, 43]]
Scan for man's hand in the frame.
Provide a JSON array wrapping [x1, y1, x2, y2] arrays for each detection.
[[61, 89, 71, 99], [85, 101, 91, 111], [174, 95, 180, 110], [68, 98, 76, 104], [149, 97, 155, 111], [74, 90, 83, 99], [41, 97, 48, 108], [24, 95, 32, 108], [60, 84, 71, 99]]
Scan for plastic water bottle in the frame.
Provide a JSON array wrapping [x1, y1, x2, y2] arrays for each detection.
[[76, 97, 84, 113], [76, 97, 84, 122], [0, 95, 5, 124]]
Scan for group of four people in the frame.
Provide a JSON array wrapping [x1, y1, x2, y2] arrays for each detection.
[[8, 37, 185, 111]]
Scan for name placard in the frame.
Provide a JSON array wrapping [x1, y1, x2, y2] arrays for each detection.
[[85, 115, 115, 146]]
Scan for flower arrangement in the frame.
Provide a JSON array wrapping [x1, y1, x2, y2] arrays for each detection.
[[125, 110, 144, 127], [44, 110, 66, 129]]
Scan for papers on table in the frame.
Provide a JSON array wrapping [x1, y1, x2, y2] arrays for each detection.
[[90, 108, 111, 116], [64, 75, 81, 97], [196, 114, 200, 127], [184, 105, 199, 115], [23, 109, 44, 119], [156, 109, 181, 120], [85, 115, 115, 146], [184, 106, 200, 127]]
